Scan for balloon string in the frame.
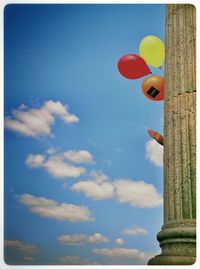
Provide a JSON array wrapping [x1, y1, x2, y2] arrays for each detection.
[[159, 65, 164, 74], [149, 64, 165, 76], [149, 71, 157, 76]]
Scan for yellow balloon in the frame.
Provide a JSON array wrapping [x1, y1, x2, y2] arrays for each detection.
[[139, 35, 165, 68]]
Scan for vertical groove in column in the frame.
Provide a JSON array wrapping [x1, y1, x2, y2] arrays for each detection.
[[163, 4, 172, 223], [184, 93, 194, 219], [188, 92, 196, 218], [173, 7, 181, 220], [164, 5, 171, 101], [173, 96, 182, 221], [167, 100, 175, 222], [178, 5, 186, 95], [192, 6, 196, 87], [185, 5, 195, 92], [189, 5, 196, 219], [183, 6, 189, 94], [179, 94, 192, 219], [174, 5, 178, 96], [185, 94, 193, 219]]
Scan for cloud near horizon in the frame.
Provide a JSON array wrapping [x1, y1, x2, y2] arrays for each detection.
[[18, 194, 94, 222], [55, 256, 99, 265], [115, 238, 124, 245], [92, 247, 151, 261], [24, 256, 35, 261], [122, 226, 148, 236], [57, 233, 109, 245], [4, 100, 79, 138], [4, 240, 40, 254]]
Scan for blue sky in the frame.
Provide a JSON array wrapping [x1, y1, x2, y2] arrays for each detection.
[[4, 4, 165, 265]]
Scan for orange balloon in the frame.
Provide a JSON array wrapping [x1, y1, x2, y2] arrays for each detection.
[[141, 75, 164, 101]]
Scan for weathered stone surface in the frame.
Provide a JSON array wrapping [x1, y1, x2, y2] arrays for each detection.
[[164, 4, 196, 101], [148, 4, 196, 265]]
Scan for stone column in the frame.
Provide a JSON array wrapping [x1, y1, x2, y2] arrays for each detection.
[[148, 4, 196, 265]]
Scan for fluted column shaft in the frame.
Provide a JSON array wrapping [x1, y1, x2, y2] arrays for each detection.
[[148, 4, 196, 265], [164, 4, 196, 224]]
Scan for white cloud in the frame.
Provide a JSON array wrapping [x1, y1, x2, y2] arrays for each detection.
[[5, 100, 79, 137], [56, 256, 99, 265], [57, 233, 109, 245], [58, 234, 87, 245], [71, 171, 162, 208], [4, 240, 40, 254], [115, 238, 124, 245], [43, 100, 78, 123], [146, 139, 163, 167], [63, 150, 94, 164], [89, 170, 109, 183], [72, 181, 114, 200], [87, 233, 109, 244], [71, 171, 114, 200], [43, 155, 85, 178], [25, 149, 94, 179], [18, 194, 94, 222], [18, 104, 28, 110], [92, 247, 148, 260], [122, 226, 148, 236], [25, 154, 45, 168], [92, 248, 159, 264], [113, 179, 163, 208], [46, 147, 58, 155]]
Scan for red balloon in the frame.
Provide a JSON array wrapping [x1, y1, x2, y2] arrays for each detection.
[[118, 54, 151, 79]]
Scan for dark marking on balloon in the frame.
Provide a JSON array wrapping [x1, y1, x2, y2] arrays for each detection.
[[147, 87, 159, 98]]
